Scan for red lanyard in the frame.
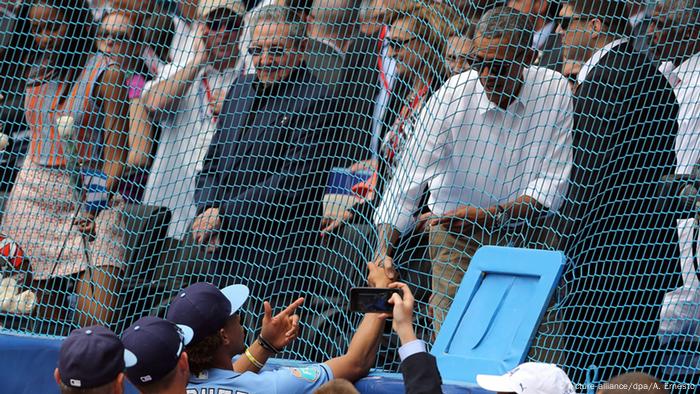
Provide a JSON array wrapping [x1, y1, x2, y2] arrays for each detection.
[[378, 25, 391, 92], [387, 84, 430, 161], [201, 77, 217, 124]]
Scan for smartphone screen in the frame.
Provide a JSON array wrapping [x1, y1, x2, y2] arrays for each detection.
[[349, 287, 401, 313]]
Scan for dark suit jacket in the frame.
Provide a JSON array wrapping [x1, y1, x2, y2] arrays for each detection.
[[558, 39, 682, 383], [194, 67, 330, 268], [562, 40, 681, 285], [304, 38, 345, 87], [325, 33, 382, 166], [400, 352, 443, 394]]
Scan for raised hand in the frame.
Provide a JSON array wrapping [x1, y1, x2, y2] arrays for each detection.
[[260, 297, 305, 351], [381, 282, 418, 345]]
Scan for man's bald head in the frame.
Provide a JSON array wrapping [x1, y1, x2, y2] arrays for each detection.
[[597, 372, 668, 394]]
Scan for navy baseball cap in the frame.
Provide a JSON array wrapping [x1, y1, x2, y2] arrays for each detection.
[[58, 326, 125, 389], [122, 316, 192, 385], [166, 282, 249, 345]]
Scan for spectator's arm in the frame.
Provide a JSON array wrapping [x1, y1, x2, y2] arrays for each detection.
[[97, 65, 130, 195], [127, 98, 155, 168], [141, 56, 206, 117], [518, 77, 574, 214], [388, 282, 443, 394]]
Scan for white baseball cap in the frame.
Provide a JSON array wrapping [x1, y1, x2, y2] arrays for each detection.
[[476, 363, 576, 394]]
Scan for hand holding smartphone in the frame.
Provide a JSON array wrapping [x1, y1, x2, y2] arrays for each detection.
[[349, 287, 403, 313]]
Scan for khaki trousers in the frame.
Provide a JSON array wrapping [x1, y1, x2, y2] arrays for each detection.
[[428, 223, 505, 332]]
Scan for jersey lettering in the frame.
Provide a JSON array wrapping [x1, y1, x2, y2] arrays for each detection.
[[186, 388, 247, 394]]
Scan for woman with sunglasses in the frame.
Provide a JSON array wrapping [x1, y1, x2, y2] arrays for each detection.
[[321, 7, 449, 236], [1, 0, 129, 331], [139, 0, 245, 241]]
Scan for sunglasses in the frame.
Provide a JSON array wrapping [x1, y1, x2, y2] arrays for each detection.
[[465, 54, 518, 77], [247, 45, 288, 58], [387, 36, 417, 51], [558, 15, 591, 31]]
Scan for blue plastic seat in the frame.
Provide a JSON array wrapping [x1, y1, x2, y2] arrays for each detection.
[[431, 246, 566, 384]]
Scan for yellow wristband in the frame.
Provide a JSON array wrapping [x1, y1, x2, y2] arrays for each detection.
[[245, 348, 264, 369]]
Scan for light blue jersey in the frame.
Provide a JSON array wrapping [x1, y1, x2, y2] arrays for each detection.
[[186, 364, 334, 394]]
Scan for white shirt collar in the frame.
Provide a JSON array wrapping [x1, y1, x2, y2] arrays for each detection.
[[658, 60, 681, 88], [675, 52, 700, 85], [577, 38, 628, 84], [532, 21, 555, 51]]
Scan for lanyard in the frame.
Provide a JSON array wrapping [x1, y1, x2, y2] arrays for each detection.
[[378, 25, 391, 92], [386, 84, 430, 161]]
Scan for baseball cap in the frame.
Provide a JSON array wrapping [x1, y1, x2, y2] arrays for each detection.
[[58, 326, 125, 389], [166, 282, 249, 345], [476, 363, 576, 394], [122, 317, 193, 385], [197, 0, 245, 18]]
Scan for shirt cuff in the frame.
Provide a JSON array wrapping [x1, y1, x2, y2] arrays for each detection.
[[398, 339, 427, 362]]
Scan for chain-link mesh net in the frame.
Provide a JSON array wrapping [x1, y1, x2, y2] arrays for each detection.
[[0, 0, 699, 390]]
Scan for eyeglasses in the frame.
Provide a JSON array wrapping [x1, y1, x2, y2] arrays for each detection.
[[558, 15, 590, 31], [247, 45, 289, 58], [387, 36, 417, 51], [98, 29, 131, 42], [465, 54, 517, 77]]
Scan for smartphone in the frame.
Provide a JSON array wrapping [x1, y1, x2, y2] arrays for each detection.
[[349, 287, 402, 313]]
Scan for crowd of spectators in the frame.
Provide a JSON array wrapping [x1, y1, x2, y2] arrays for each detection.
[[0, 0, 699, 389]]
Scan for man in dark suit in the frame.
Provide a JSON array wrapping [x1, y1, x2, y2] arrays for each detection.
[[193, 5, 330, 300], [555, 0, 682, 385]]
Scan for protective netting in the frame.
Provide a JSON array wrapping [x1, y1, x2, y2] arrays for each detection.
[[0, 0, 699, 390]]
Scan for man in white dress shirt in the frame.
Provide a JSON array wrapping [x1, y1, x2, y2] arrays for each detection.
[[372, 6, 573, 331], [140, 0, 245, 239], [647, 0, 700, 74], [647, 1, 700, 282]]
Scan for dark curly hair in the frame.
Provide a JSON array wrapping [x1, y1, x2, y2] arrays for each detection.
[[186, 334, 223, 375]]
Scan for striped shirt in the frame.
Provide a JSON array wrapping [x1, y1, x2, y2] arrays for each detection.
[[25, 53, 115, 169]]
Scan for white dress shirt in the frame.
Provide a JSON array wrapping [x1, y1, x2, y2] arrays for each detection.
[[577, 38, 628, 84], [670, 52, 700, 288], [659, 60, 681, 88], [398, 339, 427, 361], [371, 31, 398, 157], [674, 52, 700, 175], [375, 67, 574, 234], [142, 65, 240, 239]]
